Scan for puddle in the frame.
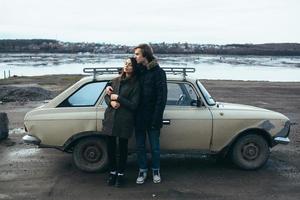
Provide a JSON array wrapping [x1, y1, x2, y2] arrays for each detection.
[[7, 148, 41, 158], [0, 172, 19, 182], [1, 148, 42, 164], [9, 128, 26, 135], [0, 194, 13, 199]]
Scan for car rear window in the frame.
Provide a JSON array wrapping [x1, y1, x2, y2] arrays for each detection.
[[59, 81, 107, 107]]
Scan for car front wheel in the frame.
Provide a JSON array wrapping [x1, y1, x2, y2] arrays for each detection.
[[231, 134, 270, 170], [73, 137, 108, 172]]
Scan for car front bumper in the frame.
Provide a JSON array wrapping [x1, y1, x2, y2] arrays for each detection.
[[272, 121, 293, 145], [273, 136, 290, 145]]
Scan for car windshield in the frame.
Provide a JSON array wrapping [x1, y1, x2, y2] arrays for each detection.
[[196, 80, 216, 106]]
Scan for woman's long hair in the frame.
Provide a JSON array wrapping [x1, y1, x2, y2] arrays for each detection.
[[120, 57, 139, 78]]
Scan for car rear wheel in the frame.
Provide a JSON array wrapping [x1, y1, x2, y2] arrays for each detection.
[[73, 137, 108, 172], [231, 134, 270, 170]]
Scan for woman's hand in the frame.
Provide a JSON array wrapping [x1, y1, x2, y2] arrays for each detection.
[[105, 86, 113, 96], [110, 94, 119, 101], [110, 101, 120, 109]]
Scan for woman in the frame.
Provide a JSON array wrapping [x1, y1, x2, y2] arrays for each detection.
[[102, 57, 140, 187]]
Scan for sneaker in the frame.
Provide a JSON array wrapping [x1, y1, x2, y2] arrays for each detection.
[[152, 170, 161, 183], [136, 171, 147, 184], [107, 172, 117, 186], [115, 174, 125, 187]]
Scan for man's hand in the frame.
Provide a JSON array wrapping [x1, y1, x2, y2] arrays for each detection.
[[110, 101, 120, 109], [105, 86, 113, 96], [110, 94, 119, 101]]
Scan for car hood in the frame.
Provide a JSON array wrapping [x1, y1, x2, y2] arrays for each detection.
[[214, 102, 289, 120], [216, 102, 270, 112]]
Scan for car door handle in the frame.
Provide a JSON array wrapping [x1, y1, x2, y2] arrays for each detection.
[[163, 119, 171, 125]]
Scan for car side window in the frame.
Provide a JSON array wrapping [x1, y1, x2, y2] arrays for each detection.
[[59, 82, 107, 107], [167, 82, 198, 106]]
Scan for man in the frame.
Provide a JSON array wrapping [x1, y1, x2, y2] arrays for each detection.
[[133, 44, 167, 184], [106, 44, 167, 184]]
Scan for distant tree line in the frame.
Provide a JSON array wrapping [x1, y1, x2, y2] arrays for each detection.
[[1, 39, 300, 56]]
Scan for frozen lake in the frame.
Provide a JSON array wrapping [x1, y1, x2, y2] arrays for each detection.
[[1, 53, 300, 82]]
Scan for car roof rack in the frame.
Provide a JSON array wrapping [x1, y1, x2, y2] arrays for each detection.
[[83, 67, 121, 80], [83, 67, 195, 80], [163, 67, 195, 80]]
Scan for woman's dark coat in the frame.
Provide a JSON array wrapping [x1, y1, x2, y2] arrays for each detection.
[[102, 75, 140, 139]]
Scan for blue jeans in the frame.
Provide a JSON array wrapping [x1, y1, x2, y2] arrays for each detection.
[[135, 129, 160, 172]]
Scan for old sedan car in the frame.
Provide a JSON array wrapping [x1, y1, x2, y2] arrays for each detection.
[[23, 67, 291, 172]]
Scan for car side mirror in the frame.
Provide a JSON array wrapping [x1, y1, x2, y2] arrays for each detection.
[[197, 99, 203, 107], [191, 99, 203, 107]]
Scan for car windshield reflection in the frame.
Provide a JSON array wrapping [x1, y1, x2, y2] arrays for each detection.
[[196, 80, 216, 106]]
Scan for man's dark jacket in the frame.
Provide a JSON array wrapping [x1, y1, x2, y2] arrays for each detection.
[[135, 59, 167, 131]]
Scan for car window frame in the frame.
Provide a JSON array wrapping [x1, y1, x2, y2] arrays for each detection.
[[97, 88, 110, 108], [166, 80, 205, 108], [84, 79, 208, 108], [57, 81, 108, 108], [196, 80, 216, 106]]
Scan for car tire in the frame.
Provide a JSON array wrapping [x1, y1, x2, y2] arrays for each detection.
[[73, 137, 108, 172], [231, 134, 270, 170]]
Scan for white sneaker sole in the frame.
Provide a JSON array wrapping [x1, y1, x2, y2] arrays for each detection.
[[136, 180, 145, 184], [153, 179, 161, 183]]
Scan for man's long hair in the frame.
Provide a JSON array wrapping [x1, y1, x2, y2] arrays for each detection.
[[134, 44, 155, 62]]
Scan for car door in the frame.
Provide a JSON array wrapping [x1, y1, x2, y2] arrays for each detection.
[[160, 81, 213, 151]]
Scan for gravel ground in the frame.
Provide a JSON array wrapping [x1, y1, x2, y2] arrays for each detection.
[[0, 76, 299, 200]]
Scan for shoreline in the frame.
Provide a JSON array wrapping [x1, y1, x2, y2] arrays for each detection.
[[2, 53, 300, 81], [1, 74, 300, 83], [1, 52, 300, 56]]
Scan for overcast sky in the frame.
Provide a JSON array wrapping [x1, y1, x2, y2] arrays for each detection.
[[0, 0, 299, 45]]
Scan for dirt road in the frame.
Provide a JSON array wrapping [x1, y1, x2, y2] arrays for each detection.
[[0, 77, 299, 200]]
